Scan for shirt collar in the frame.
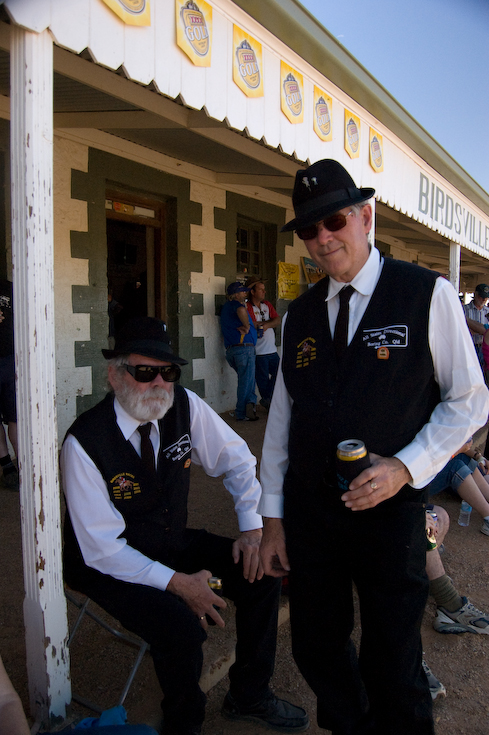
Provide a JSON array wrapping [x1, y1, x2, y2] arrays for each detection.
[[326, 246, 383, 301], [113, 396, 160, 440]]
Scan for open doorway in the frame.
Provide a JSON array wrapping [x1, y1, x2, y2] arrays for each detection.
[[106, 193, 166, 343]]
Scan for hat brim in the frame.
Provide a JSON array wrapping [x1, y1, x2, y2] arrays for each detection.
[[102, 340, 188, 365], [281, 188, 375, 233]]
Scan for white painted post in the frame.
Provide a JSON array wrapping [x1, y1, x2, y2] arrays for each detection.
[[449, 241, 461, 292], [10, 26, 71, 728]]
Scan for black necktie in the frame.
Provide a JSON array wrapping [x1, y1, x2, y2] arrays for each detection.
[[333, 285, 354, 360], [138, 423, 155, 474]]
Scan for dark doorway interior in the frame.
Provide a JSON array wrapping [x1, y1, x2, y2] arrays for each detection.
[[106, 194, 166, 340]]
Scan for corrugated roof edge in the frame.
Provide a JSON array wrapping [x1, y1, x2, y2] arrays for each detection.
[[232, 0, 489, 215]]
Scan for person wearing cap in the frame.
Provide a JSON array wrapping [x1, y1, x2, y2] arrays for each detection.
[[220, 282, 259, 421], [245, 278, 281, 410], [463, 283, 489, 368], [61, 317, 308, 735], [258, 159, 489, 735]]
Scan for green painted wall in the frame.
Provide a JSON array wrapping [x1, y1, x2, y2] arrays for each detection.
[[214, 191, 290, 320], [71, 148, 204, 414]]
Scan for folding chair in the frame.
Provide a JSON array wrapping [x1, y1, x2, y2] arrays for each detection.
[[66, 589, 149, 714]]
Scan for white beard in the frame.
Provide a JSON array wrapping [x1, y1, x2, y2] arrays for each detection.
[[116, 382, 175, 421]]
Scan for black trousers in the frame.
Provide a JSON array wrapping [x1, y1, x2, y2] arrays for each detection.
[[65, 529, 281, 731], [284, 482, 434, 735]]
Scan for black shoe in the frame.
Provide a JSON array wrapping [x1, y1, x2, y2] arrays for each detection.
[[246, 403, 260, 421], [222, 692, 309, 732]]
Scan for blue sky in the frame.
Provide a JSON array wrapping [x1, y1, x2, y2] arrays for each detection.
[[299, 0, 489, 195]]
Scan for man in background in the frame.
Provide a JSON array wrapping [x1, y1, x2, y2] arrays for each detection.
[[463, 283, 489, 368], [245, 278, 281, 410], [220, 282, 258, 421]]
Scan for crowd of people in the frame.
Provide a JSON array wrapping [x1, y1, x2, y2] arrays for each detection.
[[3, 159, 489, 735]]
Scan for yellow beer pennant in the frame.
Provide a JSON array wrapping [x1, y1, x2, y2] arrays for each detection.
[[344, 109, 361, 159], [369, 128, 384, 172], [176, 0, 212, 67], [280, 62, 304, 124], [101, 0, 151, 25], [313, 86, 333, 142], [233, 26, 264, 98]]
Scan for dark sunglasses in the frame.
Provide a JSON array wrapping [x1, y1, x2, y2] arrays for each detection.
[[296, 210, 353, 240], [124, 364, 181, 383]]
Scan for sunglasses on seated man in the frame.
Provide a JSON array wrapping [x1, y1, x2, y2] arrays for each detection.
[[124, 363, 181, 383], [296, 209, 353, 240]]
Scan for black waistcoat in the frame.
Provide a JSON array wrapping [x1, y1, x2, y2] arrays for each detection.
[[63, 385, 192, 568], [282, 257, 440, 492]]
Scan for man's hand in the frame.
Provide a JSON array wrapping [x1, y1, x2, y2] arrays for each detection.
[[341, 454, 412, 511], [167, 569, 227, 629], [232, 529, 263, 582], [259, 518, 290, 577]]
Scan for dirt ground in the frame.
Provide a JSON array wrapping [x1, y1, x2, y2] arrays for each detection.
[[1, 407, 489, 734]]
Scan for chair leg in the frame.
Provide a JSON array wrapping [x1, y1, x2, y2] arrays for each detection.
[[65, 589, 148, 713]]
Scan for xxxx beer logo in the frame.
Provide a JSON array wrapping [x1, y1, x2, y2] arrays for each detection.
[[315, 97, 331, 136], [236, 40, 260, 89], [118, 0, 146, 11], [180, 0, 209, 57], [110, 473, 141, 501], [283, 73, 302, 116], [296, 338, 317, 368], [370, 135, 383, 170], [346, 117, 359, 153]]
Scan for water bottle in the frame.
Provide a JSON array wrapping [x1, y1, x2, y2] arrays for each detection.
[[458, 500, 472, 527]]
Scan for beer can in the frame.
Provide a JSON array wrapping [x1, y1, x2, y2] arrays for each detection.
[[206, 577, 223, 626], [336, 439, 371, 492]]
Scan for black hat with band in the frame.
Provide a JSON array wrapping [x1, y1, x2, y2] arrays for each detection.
[[102, 317, 188, 365], [282, 159, 375, 233]]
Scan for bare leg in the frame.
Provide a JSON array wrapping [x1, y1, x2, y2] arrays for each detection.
[[7, 422, 17, 459], [426, 506, 450, 582], [0, 424, 8, 458], [457, 473, 489, 518]]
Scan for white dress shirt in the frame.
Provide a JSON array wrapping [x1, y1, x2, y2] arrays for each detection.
[[258, 246, 489, 518], [61, 389, 263, 591]]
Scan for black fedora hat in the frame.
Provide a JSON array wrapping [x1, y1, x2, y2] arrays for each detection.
[[282, 159, 375, 232], [102, 317, 188, 365]]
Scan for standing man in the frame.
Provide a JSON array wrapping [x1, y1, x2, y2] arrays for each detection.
[[463, 283, 489, 368], [220, 282, 258, 421], [258, 159, 489, 735], [61, 317, 308, 735], [245, 278, 281, 410]]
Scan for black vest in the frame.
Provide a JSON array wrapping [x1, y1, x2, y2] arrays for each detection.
[[63, 385, 192, 569], [282, 258, 440, 492]]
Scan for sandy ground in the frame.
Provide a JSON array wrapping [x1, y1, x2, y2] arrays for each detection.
[[1, 407, 489, 734]]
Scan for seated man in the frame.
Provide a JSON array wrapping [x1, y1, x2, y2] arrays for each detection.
[[61, 317, 307, 735]]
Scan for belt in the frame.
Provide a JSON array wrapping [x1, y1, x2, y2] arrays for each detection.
[[226, 344, 254, 348]]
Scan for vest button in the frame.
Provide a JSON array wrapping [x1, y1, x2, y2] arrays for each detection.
[[327, 400, 333, 407]]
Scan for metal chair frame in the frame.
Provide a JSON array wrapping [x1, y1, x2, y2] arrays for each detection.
[[66, 589, 149, 714]]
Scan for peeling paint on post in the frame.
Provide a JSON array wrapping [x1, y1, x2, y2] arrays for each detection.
[[10, 26, 71, 728]]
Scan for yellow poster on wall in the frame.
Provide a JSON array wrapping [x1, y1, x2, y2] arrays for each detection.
[[280, 62, 304, 124], [176, 0, 212, 66], [101, 0, 151, 25], [369, 128, 384, 172], [233, 27, 263, 97], [344, 109, 361, 159], [313, 86, 332, 142], [278, 262, 300, 300]]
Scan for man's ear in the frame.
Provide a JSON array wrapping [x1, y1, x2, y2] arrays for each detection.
[[361, 204, 373, 232]]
